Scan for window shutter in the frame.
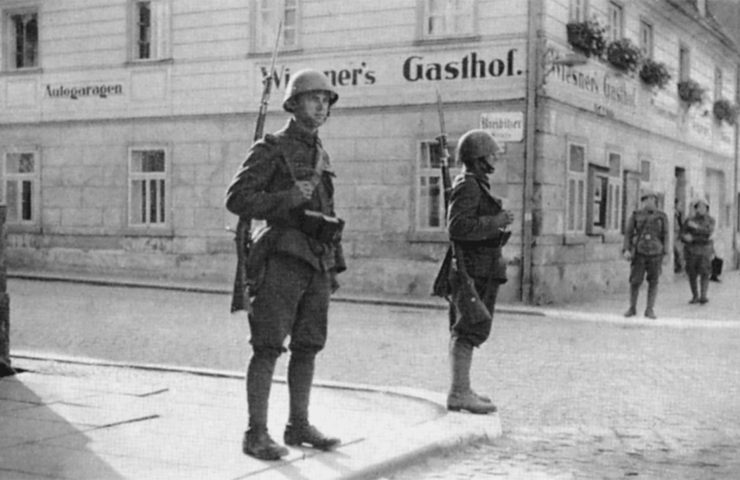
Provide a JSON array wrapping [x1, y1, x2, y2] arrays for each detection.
[[154, 0, 170, 59]]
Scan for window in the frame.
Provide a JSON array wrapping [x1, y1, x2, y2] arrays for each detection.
[[130, 0, 170, 61], [422, 0, 474, 38], [415, 139, 460, 231], [639, 20, 653, 59], [714, 66, 723, 101], [255, 0, 299, 51], [607, 2, 623, 41], [566, 143, 587, 233], [570, 0, 589, 22], [4, 9, 38, 70], [129, 148, 167, 226], [679, 45, 690, 81], [4, 151, 38, 225], [640, 159, 651, 182]]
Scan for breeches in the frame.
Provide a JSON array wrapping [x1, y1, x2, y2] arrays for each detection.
[[449, 276, 499, 348], [684, 252, 711, 276], [249, 254, 331, 355], [629, 254, 662, 285]]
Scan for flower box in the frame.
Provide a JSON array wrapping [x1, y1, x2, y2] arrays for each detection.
[[677, 79, 705, 106], [713, 98, 737, 125], [566, 20, 607, 58], [639, 58, 671, 89], [606, 38, 641, 73]]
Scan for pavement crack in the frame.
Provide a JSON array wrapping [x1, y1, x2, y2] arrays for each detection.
[[90, 414, 160, 431]]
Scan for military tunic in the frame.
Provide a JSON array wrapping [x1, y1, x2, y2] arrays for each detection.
[[446, 171, 509, 347], [622, 207, 669, 286], [226, 119, 345, 354]]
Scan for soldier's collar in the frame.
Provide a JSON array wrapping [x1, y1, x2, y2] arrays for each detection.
[[283, 119, 321, 146]]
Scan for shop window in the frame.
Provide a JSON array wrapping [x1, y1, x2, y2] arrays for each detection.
[[254, 0, 299, 52], [607, 1, 623, 41], [570, 0, 589, 22], [566, 142, 587, 233], [422, 0, 474, 38], [639, 20, 653, 59], [4, 151, 38, 225], [130, 0, 171, 61], [4, 8, 39, 70], [415, 139, 460, 231], [129, 148, 167, 226]]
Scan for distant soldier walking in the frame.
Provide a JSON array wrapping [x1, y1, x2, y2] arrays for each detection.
[[681, 198, 715, 304], [226, 69, 345, 460], [622, 191, 669, 319], [438, 129, 514, 414]]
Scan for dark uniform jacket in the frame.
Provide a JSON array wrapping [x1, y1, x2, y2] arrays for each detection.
[[622, 207, 669, 257], [225, 119, 345, 273], [682, 213, 715, 258], [447, 172, 508, 282]]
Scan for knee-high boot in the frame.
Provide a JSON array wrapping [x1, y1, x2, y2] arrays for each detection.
[[688, 273, 699, 303], [699, 274, 710, 304], [645, 282, 658, 319], [243, 348, 288, 460], [625, 284, 639, 317], [447, 339, 496, 414]]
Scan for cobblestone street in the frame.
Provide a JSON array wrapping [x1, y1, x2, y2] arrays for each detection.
[[8, 278, 740, 478]]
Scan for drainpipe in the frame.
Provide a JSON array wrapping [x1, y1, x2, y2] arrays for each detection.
[[522, 0, 542, 303], [734, 91, 739, 269], [0, 204, 11, 377]]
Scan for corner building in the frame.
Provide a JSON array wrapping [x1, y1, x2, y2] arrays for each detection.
[[0, 0, 737, 304]]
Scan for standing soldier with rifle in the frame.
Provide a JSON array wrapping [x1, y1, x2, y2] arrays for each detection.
[[225, 66, 345, 460], [433, 115, 514, 413]]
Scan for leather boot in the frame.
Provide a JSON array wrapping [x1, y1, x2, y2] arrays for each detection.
[[699, 275, 709, 304], [283, 351, 341, 450], [243, 427, 288, 460], [624, 284, 639, 317], [246, 348, 278, 431], [644, 282, 658, 319], [688, 274, 699, 303], [447, 339, 496, 414]]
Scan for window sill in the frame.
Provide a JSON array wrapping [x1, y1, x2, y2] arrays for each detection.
[[121, 225, 174, 237], [413, 34, 481, 47], [247, 47, 303, 59], [563, 233, 589, 245], [5, 224, 41, 234], [0, 67, 43, 77], [125, 58, 174, 67], [407, 230, 449, 243]]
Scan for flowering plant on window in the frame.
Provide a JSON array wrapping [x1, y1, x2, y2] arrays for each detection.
[[712, 98, 737, 125], [639, 58, 671, 89], [566, 19, 607, 58], [677, 79, 705, 106], [605, 38, 642, 73]]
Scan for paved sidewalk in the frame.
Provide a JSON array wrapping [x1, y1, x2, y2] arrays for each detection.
[[1, 356, 501, 480]]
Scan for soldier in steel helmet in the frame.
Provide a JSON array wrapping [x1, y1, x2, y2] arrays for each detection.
[[681, 198, 715, 304], [225, 69, 344, 460], [445, 129, 514, 414], [622, 190, 669, 319]]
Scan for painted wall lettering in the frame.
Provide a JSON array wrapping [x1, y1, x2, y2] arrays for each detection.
[[402, 49, 522, 82], [260, 62, 377, 89], [46, 84, 124, 100]]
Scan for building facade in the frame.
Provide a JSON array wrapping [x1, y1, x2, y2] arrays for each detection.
[[0, 0, 737, 304]]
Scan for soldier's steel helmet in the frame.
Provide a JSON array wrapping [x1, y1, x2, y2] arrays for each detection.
[[640, 190, 659, 201], [456, 129, 503, 166], [282, 69, 339, 112]]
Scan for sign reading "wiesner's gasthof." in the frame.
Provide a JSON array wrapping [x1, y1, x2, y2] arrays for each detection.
[[480, 112, 524, 142]]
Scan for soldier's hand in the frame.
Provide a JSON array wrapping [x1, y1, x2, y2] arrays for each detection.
[[622, 249, 633, 261], [498, 209, 515, 226], [330, 271, 340, 293], [295, 180, 315, 200]]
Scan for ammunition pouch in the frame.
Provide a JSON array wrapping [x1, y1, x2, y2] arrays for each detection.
[[298, 210, 345, 244]]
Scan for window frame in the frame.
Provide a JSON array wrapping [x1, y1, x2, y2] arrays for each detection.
[[420, 0, 476, 40], [566, 141, 588, 235], [252, 0, 301, 53], [586, 150, 623, 236], [570, 0, 589, 22], [413, 138, 461, 235], [639, 18, 653, 59], [607, 1, 624, 41], [128, 0, 172, 63], [127, 146, 170, 230], [3, 148, 41, 231], [714, 65, 723, 102], [3, 6, 40, 72], [679, 44, 690, 82]]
